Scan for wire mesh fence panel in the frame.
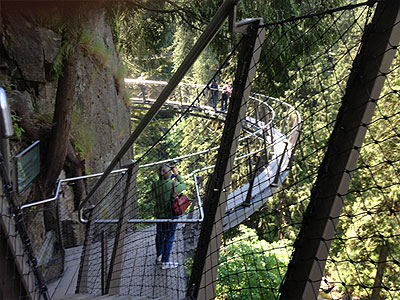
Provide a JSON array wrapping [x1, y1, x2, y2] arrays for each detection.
[[21, 203, 64, 284], [76, 46, 244, 298], [0, 179, 49, 299], [321, 34, 400, 300], [213, 1, 400, 300], [62, 1, 400, 300]]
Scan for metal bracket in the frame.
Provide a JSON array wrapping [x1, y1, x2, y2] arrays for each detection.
[[229, 3, 262, 34]]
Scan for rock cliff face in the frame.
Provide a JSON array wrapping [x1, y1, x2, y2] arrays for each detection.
[[1, 5, 131, 173], [0, 4, 132, 257]]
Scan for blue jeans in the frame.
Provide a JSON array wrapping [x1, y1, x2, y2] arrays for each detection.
[[156, 220, 178, 263], [221, 93, 229, 110], [210, 92, 219, 108], [138, 85, 146, 101]]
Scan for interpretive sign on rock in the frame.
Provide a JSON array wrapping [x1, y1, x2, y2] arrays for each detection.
[[15, 141, 40, 194]]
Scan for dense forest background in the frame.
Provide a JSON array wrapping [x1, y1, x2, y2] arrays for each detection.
[[120, 1, 399, 299]]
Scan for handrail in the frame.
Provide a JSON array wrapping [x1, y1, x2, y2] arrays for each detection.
[[79, 172, 205, 224], [22, 94, 300, 216], [20, 168, 129, 210]]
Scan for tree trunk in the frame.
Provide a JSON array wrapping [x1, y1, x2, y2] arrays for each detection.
[[65, 142, 86, 210], [370, 242, 389, 300], [43, 41, 78, 196]]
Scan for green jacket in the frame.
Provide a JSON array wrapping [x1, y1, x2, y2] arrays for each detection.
[[152, 174, 186, 218]]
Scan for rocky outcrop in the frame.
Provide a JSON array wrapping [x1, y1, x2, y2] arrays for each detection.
[[0, 4, 132, 254], [1, 4, 131, 171]]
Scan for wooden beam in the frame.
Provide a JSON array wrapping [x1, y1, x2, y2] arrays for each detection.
[[279, 1, 400, 299], [187, 19, 265, 299]]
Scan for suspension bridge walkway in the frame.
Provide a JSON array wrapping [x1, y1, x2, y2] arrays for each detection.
[[45, 83, 301, 299], [2, 1, 398, 300]]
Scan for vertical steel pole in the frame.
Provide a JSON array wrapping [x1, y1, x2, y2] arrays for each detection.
[[0, 88, 13, 180], [101, 230, 107, 295], [271, 142, 288, 186], [279, 1, 400, 299], [243, 155, 262, 206], [106, 164, 137, 295], [76, 209, 93, 294], [187, 20, 265, 300]]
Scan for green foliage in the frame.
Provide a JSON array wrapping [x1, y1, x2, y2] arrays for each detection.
[[217, 225, 293, 299], [324, 51, 400, 298], [120, 2, 399, 298], [79, 29, 112, 66], [70, 108, 96, 161], [52, 40, 75, 78], [10, 112, 24, 140], [111, 4, 175, 78]]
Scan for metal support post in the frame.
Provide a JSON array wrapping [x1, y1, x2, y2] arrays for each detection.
[[0, 88, 13, 179], [287, 122, 302, 171], [243, 155, 262, 207], [106, 164, 137, 295], [271, 142, 288, 187], [261, 105, 270, 164], [101, 230, 107, 295], [269, 124, 275, 155], [187, 20, 265, 300], [246, 139, 252, 182], [76, 209, 93, 293], [279, 1, 400, 299]]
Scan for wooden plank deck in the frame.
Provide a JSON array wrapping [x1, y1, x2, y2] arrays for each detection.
[[118, 225, 188, 299], [47, 157, 291, 300], [47, 246, 82, 299]]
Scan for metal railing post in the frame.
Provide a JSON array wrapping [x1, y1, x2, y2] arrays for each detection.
[[287, 122, 302, 171], [279, 1, 400, 299], [271, 142, 288, 187], [101, 230, 107, 295], [76, 208, 94, 294], [243, 155, 262, 207], [106, 164, 137, 295]]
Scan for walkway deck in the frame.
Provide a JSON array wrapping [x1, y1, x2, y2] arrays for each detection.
[[47, 225, 189, 300], [47, 247, 82, 299]]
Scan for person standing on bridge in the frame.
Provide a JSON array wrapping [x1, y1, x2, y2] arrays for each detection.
[[137, 72, 146, 102], [152, 164, 186, 269], [209, 79, 219, 109], [221, 80, 232, 111]]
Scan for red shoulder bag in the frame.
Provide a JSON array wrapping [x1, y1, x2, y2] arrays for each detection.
[[171, 181, 192, 216]]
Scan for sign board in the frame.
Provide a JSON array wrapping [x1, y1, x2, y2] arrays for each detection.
[[15, 141, 40, 194]]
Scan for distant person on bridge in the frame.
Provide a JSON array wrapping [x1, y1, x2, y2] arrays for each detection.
[[221, 80, 232, 111], [137, 72, 146, 102], [209, 79, 219, 108], [152, 164, 186, 269]]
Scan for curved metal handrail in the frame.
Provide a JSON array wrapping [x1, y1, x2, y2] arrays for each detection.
[[24, 91, 301, 230]]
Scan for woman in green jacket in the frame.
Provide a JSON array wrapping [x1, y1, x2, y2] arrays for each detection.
[[152, 164, 186, 269]]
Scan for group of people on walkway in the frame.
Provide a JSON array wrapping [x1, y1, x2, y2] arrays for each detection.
[[136, 72, 233, 111], [209, 79, 232, 111]]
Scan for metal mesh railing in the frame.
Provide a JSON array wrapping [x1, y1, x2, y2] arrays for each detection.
[[76, 36, 302, 296], [73, 1, 400, 299]]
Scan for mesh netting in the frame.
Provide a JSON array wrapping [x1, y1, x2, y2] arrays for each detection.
[[70, 1, 400, 300]]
